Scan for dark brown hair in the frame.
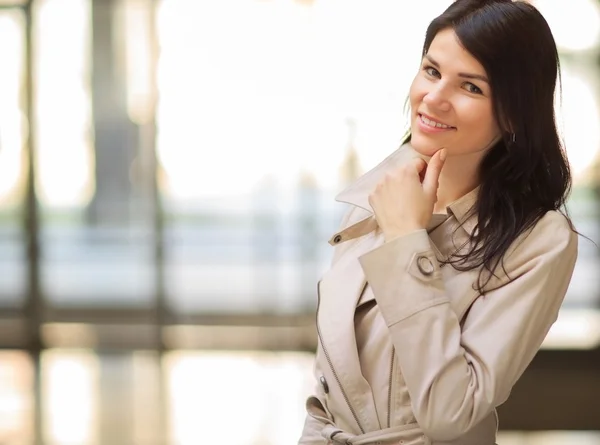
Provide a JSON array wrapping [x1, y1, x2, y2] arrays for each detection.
[[408, 0, 575, 293]]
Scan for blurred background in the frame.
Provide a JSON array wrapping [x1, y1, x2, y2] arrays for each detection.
[[0, 0, 599, 444]]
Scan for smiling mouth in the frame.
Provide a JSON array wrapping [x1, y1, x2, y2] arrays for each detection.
[[418, 114, 456, 129]]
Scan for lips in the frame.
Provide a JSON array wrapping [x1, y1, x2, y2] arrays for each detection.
[[418, 113, 455, 129]]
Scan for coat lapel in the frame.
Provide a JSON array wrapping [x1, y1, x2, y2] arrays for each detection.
[[317, 231, 382, 432]]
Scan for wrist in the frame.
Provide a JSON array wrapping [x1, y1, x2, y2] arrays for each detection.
[[383, 225, 423, 242]]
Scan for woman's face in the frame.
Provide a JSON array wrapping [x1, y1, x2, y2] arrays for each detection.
[[409, 28, 501, 158]]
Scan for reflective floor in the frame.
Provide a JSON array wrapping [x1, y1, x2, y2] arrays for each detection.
[[1, 350, 599, 445]]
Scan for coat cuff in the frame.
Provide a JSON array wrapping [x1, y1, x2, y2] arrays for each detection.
[[358, 229, 449, 325]]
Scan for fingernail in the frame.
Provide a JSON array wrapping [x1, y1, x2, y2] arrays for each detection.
[[439, 148, 447, 162]]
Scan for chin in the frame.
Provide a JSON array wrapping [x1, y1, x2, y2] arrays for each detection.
[[409, 133, 445, 158]]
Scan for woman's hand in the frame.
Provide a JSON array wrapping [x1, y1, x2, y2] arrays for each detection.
[[368, 148, 446, 242]]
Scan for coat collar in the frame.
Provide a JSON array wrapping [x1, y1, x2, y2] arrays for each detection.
[[334, 142, 479, 236]]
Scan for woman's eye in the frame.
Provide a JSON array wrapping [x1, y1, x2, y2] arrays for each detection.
[[465, 82, 483, 94], [424, 66, 440, 78]]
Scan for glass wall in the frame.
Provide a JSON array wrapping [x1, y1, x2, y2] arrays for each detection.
[[0, 7, 27, 309], [34, 0, 156, 309], [11, 0, 598, 322]]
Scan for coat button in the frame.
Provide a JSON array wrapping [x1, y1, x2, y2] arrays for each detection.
[[319, 375, 329, 394], [333, 234, 342, 244], [417, 256, 434, 276]]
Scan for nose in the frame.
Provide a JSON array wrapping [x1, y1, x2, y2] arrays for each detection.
[[423, 83, 451, 112]]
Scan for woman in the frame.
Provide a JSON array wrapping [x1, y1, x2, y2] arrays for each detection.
[[298, 1, 579, 444]]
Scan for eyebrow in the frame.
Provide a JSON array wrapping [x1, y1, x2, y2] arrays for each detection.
[[424, 54, 489, 83]]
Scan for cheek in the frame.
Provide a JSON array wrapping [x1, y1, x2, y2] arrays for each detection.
[[455, 102, 501, 148], [457, 101, 496, 132]]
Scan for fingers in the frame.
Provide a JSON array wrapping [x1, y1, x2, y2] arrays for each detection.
[[412, 157, 428, 172], [410, 158, 427, 182], [422, 148, 446, 197]]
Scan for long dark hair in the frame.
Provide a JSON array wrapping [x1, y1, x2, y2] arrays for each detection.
[[408, 0, 576, 293]]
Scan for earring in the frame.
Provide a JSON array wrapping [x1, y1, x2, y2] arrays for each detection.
[[511, 133, 516, 144]]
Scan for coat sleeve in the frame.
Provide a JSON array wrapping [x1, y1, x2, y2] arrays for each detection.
[[298, 206, 357, 445], [357, 211, 578, 441]]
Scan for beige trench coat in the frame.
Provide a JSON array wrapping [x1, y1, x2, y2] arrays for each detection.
[[298, 144, 578, 445]]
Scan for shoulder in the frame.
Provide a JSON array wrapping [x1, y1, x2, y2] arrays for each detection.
[[482, 210, 577, 291], [505, 210, 578, 271], [531, 210, 574, 233], [516, 210, 576, 252]]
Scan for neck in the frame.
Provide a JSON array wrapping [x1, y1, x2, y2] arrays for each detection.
[[433, 151, 483, 214]]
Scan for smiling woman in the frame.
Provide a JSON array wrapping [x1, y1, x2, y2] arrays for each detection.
[[299, 1, 581, 444]]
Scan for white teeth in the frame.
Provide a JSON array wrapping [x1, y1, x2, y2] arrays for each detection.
[[420, 115, 452, 129]]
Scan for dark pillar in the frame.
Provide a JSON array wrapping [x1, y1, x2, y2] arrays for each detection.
[[87, 0, 138, 226]]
